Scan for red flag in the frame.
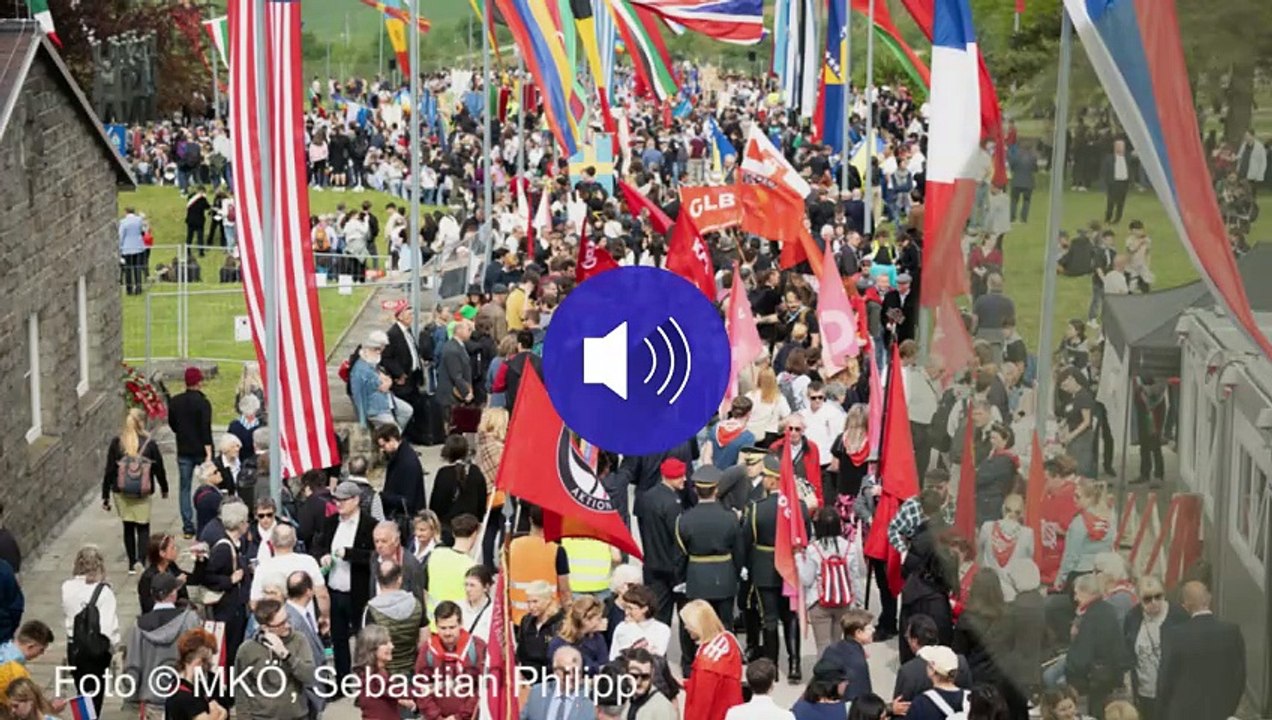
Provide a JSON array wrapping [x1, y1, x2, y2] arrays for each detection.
[[575, 224, 620, 284], [737, 126, 823, 276], [775, 435, 808, 591], [1025, 431, 1045, 568], [617, 180, 674, 235], [666, 211, 716, 299], [480, 571, 518, 720], [723, 263, 763, 409], [495, 368, 643, 558], [863, 343, 921, 597], [954, 404, 977, 541]]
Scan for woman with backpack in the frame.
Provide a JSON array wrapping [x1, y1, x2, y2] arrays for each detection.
[[799, 507, 867, 655], [101, 408, 168, 574], [61, 546, 120, 715]]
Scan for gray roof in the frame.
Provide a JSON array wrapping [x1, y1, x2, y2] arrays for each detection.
[[0, 20, 136, 187]]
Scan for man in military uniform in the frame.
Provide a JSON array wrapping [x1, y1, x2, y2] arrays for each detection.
[[717, 446, 766, 516], [674, 466, 745, 676], [744, 453, 811, 682], [634, 458, 688, 626]]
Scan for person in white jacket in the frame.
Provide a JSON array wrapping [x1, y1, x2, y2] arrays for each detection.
[[976, 494, 1034, 600], [798, 507, 867, 656], [62, 545, 121, 715]]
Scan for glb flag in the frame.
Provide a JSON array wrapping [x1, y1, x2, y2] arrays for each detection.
[[816, 244, 859, 377], [228, 0, 341, 476], [722, 263, 762, 409], [29, 0, 60, 46], [678, 185, 741, 233], [666, 211, 716, 299], [495, 367, 642, 558], [863, 343, 921, 596], [617, 180, 674, 234], [68, 696, 96, 720], [202, 16, 229, 67], [575, 224, 620, 284], [1062, 0, 1272, 360], [918, 0, 980, 309]]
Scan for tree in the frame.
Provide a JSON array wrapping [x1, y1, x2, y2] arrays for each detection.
[[7, 0, 211, 117]]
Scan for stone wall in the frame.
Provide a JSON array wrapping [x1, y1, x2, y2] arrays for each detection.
[[0, 55, 125, 557]]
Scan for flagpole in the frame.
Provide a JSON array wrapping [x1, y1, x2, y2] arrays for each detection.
[[1035, 9, 1073, 440], [481, 0, 495, 282], [210, 21, 220, 123], [862, 0, 875, 235], [255, 0, 281, 503], [379, 17, 385, 78], [517, 58, 526, 180], [839, 0, 852, 193], [409, 0, 422, 340]]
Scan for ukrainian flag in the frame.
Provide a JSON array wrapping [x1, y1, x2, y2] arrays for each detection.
[[708, 116, 736, 173]]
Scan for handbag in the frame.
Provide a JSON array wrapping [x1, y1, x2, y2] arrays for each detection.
[[450, 403, 482, 433], [191, 539, 236, 608]]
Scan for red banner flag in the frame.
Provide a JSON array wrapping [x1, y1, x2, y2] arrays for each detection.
[[775, 434, 809, 592], [678, 185, 743, 233], [617, 180, 674, 234], [575, 224, 620, 284], [863, 343, 921, 596], [1025, 431, 1045, 568], [666, 210, 717, 299], [480, 571, 518, 720], [955, 404, 977, 542], [495, 368, 643, 558]]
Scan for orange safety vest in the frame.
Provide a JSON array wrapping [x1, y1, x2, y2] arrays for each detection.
[[508, 535, 561, 624]]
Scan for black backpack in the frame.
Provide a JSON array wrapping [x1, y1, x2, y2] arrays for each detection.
[[68, 584, 113, 670]]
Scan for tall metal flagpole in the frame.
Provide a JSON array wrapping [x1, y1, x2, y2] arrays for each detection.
[[517, 59, 526, 179], [862, 0, 875, 234], [211, 34, 220, 122], [839, 0, 852, 193], [1035, 10, 1073, 438], [481, 0, 494, 281], [409, 0, 422, 340], [255, 0, 281, 503], [379, 19, 385, 78]]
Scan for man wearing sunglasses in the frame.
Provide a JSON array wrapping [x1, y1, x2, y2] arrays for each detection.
[[620, 648, 676, 720]]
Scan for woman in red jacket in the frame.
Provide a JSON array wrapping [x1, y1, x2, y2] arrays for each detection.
[[680, 600, 743, 720]]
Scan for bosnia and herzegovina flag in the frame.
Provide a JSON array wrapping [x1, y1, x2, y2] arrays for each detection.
[[813, 0, 848, 155], [1063, 0, 1272, 360], [495, 0, 585, 156]]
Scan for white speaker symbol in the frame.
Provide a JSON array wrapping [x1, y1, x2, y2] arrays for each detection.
[[582, 318, 694, 404]]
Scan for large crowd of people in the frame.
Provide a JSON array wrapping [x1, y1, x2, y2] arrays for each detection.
[[32, 56, 1259, 720]]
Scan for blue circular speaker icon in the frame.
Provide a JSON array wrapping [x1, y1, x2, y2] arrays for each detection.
[[542, 266, 730, 456]]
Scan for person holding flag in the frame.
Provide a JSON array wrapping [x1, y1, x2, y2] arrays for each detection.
[[743, 450, 810, 683]]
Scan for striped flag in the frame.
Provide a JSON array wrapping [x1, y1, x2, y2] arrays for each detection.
[[918, 0, 979, 309], [229, 0, 340, 476], [849, 0, 931, 92], [782, 0, 818, 118], [813, 0, 848, 153], [202, 16, 229, 67], [29, 0, 60, 46], [68, 696, 96, 720], [608, 0, 679, 101], [593, 0, 618, 95], [628, 0, 765, 45], [771, 0, 790, 80]]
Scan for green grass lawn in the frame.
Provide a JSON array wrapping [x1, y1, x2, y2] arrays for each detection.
[[987, 173, 1268, 353], [118, 185, 403, 422]]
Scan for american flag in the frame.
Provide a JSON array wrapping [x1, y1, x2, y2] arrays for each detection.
[[229, 0, 340, 476]]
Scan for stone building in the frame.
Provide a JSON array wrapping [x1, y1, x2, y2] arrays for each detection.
[[0, 22, 135, 557]]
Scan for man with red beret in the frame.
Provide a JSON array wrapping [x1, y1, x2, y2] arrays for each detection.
[[634, 458, 688, 626]]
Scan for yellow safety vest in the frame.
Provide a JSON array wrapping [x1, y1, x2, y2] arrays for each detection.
[[561, 538, 612, 594], [426, 547, 475, 624]]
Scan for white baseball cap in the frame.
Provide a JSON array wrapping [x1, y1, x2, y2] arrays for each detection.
[[917, 645, 959, 675]]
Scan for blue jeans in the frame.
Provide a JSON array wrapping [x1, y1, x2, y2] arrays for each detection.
[[178, 456, 198, 534]]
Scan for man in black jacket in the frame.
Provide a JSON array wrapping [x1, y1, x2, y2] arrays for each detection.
[[634, 459, 687, 628], [435, 319, 474, 427], [1064, 574, 1129, 719], [1157, 581, 1246, 720], [892, 614, 973, 706], [381, 306, 428, 444], [503, 330, 542, 414], [168, 367, 213, 538], [375, 425, 426, 517], [315, 481, 376, 681]]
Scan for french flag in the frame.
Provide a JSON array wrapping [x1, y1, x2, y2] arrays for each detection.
[[919, 0, 979, 309], [1063, 0, 1272, 360]]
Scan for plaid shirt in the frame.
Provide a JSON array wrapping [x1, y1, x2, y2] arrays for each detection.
[[887, 497, 955, 553]]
